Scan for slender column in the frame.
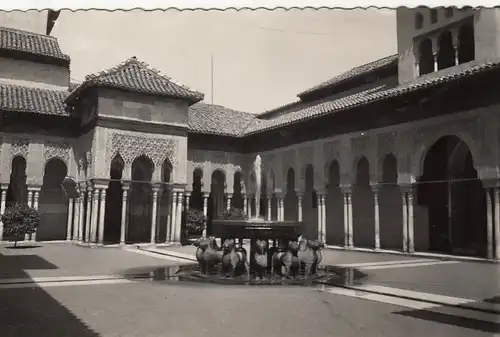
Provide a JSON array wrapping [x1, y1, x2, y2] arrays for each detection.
[[486, 188, 493, 259], [97, 188, 107, 245], [280, 197, 285, 221], [407, 188, 415, 253], [90, 188, 99, 243], [25, 190, 33, 241], [401, 190, 408, 252], [226, 193, 232, 210], [169, 191, 178, 242], [433, 53, 438, 72], [452, 30, 460, 66], [150, 187, 159, 244], [66, 198, 74, 241], [175, 191, 184, 242], [72, 197, 80, 241], [372, 185, 381, 250], [297, 192, 303, 222], [0, 186, 6, 242], [156, 189, 163, 239], [120, 184, 130, 245], [347, 192, 353, 248], [202, 193, 209, 238], [317, 192, 322, 241], [321, 194, 326, 243], [248, 195, 253, 218], [78, 196, 84, 242], [85, 187, 92, 243], [185, 192, 191, 211], [342, 191, 348, 247], [267, 197, 272, 221], [494, 187, 500, 260], [31, 189, 40, 242], [243, 194, 248, 215]]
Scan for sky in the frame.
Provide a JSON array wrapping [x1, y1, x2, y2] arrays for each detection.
[[50, 9, 397, 113]]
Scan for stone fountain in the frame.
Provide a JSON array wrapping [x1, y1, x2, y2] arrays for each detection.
[[121, 157, 362, 285], [202, 154, 324, 281]]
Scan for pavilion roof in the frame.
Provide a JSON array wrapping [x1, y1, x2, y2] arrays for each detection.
[[0, 26, 70, 64], [65, 56, 204, 105], [0, 83, 69, 116], [296, 54, 398, 99]]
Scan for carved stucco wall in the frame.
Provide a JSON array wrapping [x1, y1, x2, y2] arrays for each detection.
[[91, 126, 187, 184], [187, 149, 249, 194], [238, 106, 498, 192], [0, 133, 76, 185]]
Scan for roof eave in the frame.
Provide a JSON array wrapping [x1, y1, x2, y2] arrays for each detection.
[[65, 82, 205, 106]]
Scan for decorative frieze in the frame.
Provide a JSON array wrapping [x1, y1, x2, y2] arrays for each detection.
[[43, 141, 71, 164], [10, 138, 29, 158], [108, 132, 177, 167]]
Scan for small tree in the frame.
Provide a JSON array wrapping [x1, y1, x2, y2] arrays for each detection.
[[1, 203, 40, 248]]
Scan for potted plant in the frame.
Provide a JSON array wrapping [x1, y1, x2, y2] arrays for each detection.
[[184, 208, 206, 239], [1, 203, 40, 248], [221, 207, 248, 220]]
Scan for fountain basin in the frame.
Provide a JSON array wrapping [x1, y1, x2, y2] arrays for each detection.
[[212, 219, 303, 240]]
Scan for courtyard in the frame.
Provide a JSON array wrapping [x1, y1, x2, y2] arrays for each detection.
[[0, 243, 498, 337]]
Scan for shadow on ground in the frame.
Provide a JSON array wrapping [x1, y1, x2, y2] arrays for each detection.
[[0, 249, 101, 337], [394, 304, 500, 333]]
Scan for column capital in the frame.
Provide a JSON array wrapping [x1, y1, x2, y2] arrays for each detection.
[[0, 183, 9, 190], [27, 184, 42, 191], [203, 192, 210, 198], [340, 184, 352, 194], [226, 193, 233, 198], [121, 181, 131, 190], [481, 178, 500, 189], [370, 183, 381, 193], [316, 189, 326, 197], [399, 183, 415, 194]]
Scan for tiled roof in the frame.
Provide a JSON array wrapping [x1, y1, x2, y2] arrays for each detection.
[[68, 82, 80, 92], [65, 57, 204, 105], [0, 83, 69, 116], [297, 54, 398, 98], [188, 102, 256, 136], [0, 26, 70, 63], [244, 59, 500, 136]]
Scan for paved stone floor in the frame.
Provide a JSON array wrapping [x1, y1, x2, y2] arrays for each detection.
[[0, 242, 499, 337]]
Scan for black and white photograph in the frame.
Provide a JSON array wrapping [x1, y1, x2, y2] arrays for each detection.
[[0, 5, 498, 337]]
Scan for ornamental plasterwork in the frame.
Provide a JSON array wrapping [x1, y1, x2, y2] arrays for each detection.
[[43, 141, 71, 164], [281, 150, 295, 175], [297, 146, 313, 177], [188, 150, 204, 170], [10, 138, 29, 158], [351, 135, 369, 156], [323, 140, 340, 162], [108, 132, 176, 167], [377, 132, 396, 157]]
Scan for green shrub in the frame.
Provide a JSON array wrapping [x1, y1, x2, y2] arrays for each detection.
[[1, 204, 40, 247]]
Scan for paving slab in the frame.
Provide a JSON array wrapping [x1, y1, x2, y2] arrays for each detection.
[[0, 280, 494, 337], [0, 243, 179, 279]]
